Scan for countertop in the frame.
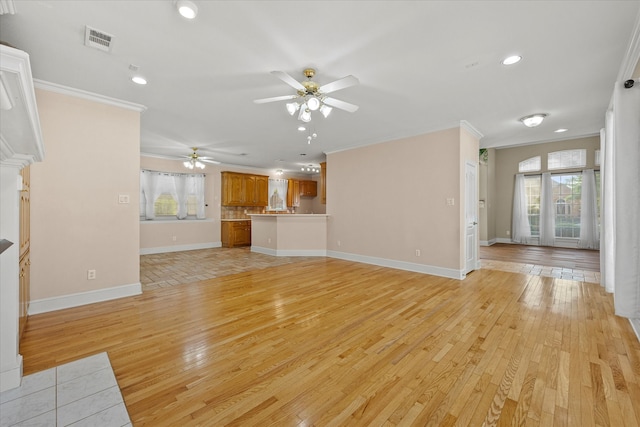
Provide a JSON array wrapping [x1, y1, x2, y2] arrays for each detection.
[[249, 214, 329, 218], [220, 218, 252, 222]]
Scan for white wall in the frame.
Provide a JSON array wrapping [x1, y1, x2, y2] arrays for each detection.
[[326, 126, 477, 278], [29, 88, 142, 314]]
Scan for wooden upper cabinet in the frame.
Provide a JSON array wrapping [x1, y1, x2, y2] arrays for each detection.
[[320, 162, 326, 204], [254, 175, 269, 206], [300, 180, 317, 197], [221, 171, 269, 207], [287, 179, 300, 207]]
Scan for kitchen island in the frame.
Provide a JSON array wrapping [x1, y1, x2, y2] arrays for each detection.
[[249, 214, 328, 256]]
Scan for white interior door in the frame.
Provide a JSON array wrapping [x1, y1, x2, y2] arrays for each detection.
[[464, 161, 478, 275]]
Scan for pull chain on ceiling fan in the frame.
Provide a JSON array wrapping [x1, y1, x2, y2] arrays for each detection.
[[254, 68, 359, 122]]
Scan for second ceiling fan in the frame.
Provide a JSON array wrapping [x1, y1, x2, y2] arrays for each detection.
[[254, 68, 359, 122]]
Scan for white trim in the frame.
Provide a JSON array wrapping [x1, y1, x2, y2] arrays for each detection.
[[496, 237, 513, 244], [251, 246, 327, 257], [33, 80, 147, 113], [630, 318, 640, 343], [617, 8, 640, 82], [480, 239, 497, 247], [0, 0, 17, 15], [460, 120, 484, 140], [327, 250, 466, 280], [0, 354, 22, 393], [28, 283, 142, 315], [141, 218, 214, 224], [140, 241, 221, 255]]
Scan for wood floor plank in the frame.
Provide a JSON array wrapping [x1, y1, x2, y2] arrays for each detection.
[[18, 252, 640, 426]]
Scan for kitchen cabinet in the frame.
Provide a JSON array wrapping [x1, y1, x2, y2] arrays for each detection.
[[221, 220, 252, 247], [19, 165, 30, 338], [221, 171, 269, 207], [299, 180, 317, 197], [320, 162, 326, 204], [287, 179, 300, 207]]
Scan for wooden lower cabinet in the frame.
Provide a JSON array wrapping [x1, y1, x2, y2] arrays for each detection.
[[19, 251, 30, 337], [221, 221, 251, 248]]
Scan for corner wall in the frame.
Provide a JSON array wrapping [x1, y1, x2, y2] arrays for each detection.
[[29, 89, 142, 313], [326, 127, 469, 278]]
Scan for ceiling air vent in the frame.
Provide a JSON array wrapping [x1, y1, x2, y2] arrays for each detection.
[[84, 26, 114, 52]]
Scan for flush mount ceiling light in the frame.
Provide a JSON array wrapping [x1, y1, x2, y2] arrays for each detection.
[[131, 76, 147, 85], [502, 55, 522, 66], [254, 68, 359, 123], [520, 113, 547, 128], [176, 0, 198, 19], [554, 128, 568, 133], [275, 169, 284, 176]]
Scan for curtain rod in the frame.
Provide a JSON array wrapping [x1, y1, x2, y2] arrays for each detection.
[[141, 168, 206, 177]]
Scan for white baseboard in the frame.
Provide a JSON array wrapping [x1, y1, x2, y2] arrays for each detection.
[[251, 246, 327, 257], [327, 250, 465, 280], [630, 318, 640, 343], [28, 282, 142, 315], [480, 239, 497, 246], [495, 238, 514, 244], [0, 354, 22, 393], [140, 241, 221, 255]]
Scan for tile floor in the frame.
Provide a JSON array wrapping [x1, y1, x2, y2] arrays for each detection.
[[0, 353, 131, 427], [480, 258, 601, 283]]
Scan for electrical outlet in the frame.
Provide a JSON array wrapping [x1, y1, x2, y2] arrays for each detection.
[[172, 236, 177, 241], [446, 198, 455, 206], [506, 230, 510, 236], [87, 269, 96, 280], [415, 249, 421, 256], [337, 240, 341, 247], [118, 194, 130, 204]]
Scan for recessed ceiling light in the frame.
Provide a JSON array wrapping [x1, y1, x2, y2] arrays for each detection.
[[554, 128, 568, 133], [519, 113, 547, 127], [131, 76, 147, 85], [502, 55, 522, 66], [176, 0, 198, 19]]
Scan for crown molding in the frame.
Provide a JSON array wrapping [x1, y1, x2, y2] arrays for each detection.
[[34, 80, 147, 113], [460, 120, 484, 140], [0, 0, 16, 15], [617, 7, 640, 81]]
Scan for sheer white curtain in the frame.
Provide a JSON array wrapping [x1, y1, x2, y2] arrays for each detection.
[[512, 174, 531, 244], [607, 81, 640, 319], [141, 171, 163, 220], [578, 169, 599, 249], [191, 174, 206, 219], [539, 172, 556, 247], [268, 179, 288, 210], [140, 170, 206, 220], [174, 175, 188, 219]]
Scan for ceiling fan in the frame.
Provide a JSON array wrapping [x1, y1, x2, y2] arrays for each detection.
[[254, 68, 359, 122], [182, 147, 220, 169]]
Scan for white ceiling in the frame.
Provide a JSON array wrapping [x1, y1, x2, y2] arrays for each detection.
[[1, 1, 638, 173]]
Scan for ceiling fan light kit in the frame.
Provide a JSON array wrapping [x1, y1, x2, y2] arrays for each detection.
[[254, 68, 359, 123]]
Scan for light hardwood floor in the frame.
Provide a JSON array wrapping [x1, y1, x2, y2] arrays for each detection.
[[20, 254, 640, 426]]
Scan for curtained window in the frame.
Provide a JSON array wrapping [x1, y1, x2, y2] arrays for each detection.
[[140, 170, 206, 220]]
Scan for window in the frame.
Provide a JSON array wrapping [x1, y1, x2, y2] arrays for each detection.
[[548, 149, 586, 170], [518, 156, 541, 173], [140, 170, 206, 220], [521, 172, 600, 239], [595, 149, 601, 166], [553, 174, 581, 237], [524, 175, 541, 236]]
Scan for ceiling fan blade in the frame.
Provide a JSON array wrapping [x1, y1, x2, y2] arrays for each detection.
[[271, 70, 306, 92], [254, 94, 298, 104], [323, 97, 359, 113], [319, 75, 359, 94], [201, 158, 221, 165]]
